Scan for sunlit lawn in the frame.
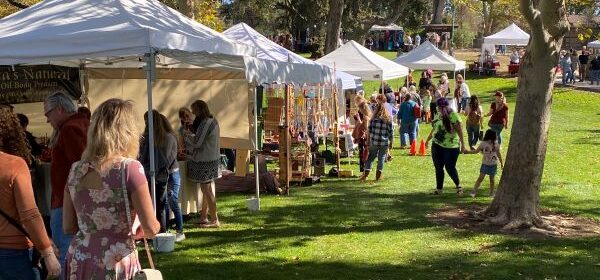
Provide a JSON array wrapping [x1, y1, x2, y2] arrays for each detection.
[[150, 53, 600, 279]]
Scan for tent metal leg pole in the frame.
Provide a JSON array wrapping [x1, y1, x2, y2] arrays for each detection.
[[253, 85, 260, 210], [144, 52, 157, 211]]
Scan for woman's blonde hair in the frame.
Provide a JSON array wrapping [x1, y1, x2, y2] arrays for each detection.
[[82, 99, 140, 171], [372, 103, 391, 123]]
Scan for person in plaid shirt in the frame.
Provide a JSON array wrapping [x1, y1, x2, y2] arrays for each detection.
[[359, 103, 393, 181]]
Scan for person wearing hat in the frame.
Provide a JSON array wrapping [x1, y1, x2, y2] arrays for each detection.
[[425, 98, 467, 195], [485, 91, 510, 145]]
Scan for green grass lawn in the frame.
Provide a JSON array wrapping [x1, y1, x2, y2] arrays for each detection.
[[151, 65, 600, 279]]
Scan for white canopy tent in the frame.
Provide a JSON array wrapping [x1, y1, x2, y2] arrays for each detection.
[[588, 40, 600, 49], [370, 24, 404, 31], [0, 0, 334, 210], [394, 41, 466, 72], [223, 22, 358, 89], [480, 23, 530, 63], [317, 40, 409, 81]]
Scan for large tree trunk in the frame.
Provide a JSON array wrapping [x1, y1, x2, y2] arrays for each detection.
[[178, 0, 195, 19], [483, 0, 569, 230], [431, 0, 444, 24], [325, 0, 345, 54]]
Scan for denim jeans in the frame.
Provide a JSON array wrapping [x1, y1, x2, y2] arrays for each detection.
[[0, 248, 39, 280], [489, 123, 505, 145], [365, 145, 388, 172], [431, 143, 461, 190], [400, 120, 417, 147], [459, 97, 470, 113], [562, 69, 572, 85], [166, 170, 184, 233], [50, 207, 73, 270], [466, 124, 480, 148]]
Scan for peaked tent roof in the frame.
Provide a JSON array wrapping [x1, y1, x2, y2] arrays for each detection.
[[224, 22, 309, 64], [0, 0, 333, 84], [223, 22, 357, 88], [483, 23, 530, 46], [0, 0, 255, 65], [588, 40, 600, 49], [316, 40, 409, 81], [394, 41, 466, 71], [370, 24, 403, 31]]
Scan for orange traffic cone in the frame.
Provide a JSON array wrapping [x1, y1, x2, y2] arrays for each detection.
[[418, 139, 426, 156], [409, 139, 417, 156]]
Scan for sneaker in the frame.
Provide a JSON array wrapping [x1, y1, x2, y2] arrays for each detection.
[[469, 190, 477, 198], [175, 232, 186, 242], [489, 191, 496, 197], [456, 186, 464, 196]]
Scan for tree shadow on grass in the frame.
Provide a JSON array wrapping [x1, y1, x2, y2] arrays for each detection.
[[153, 236, 600, 280]]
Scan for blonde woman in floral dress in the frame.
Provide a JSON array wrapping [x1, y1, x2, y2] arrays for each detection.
[[62, 99, 160, 279]]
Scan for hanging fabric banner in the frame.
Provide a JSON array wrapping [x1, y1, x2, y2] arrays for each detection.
[[0, 65, 81, 104]]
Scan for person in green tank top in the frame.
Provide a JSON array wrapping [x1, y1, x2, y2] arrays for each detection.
[[425, 98, 467, 195]]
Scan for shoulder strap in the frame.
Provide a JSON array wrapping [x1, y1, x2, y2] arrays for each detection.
[[0, 207, 30, 238], [120, 159, 156, 270]]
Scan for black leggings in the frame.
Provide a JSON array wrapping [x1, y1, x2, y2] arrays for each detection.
[[431, 143, 460, 190]]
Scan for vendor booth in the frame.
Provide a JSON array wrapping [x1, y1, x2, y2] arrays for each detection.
[[589, 40, 600, 49], [0, 0, 333, 212], [224, 23, 348, 188], [224, 22, 360, 115], [368, 24, 404, 51], [394, 41, 466, 76], [479, 23, 530, 75]]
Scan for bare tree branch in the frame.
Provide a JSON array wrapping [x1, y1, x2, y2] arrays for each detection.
[[540, 0, 570, 39], [6, 0, 29, 9], [519, 0, 540, 28]]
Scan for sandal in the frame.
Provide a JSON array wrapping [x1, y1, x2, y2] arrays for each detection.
[[430, 189, 443, 195], [198, 218, 210, 225], [200, 222, 220, 228]]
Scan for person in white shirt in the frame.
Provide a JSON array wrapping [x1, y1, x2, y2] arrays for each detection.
[[455, 74, 471, 113], [509, 49, 520, 64]]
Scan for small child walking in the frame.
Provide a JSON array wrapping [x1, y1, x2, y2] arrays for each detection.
[[465, 129, 503, 197], [422, 89, 432, 123]]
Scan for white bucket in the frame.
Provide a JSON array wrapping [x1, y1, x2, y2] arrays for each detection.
[[153, 233, 175, 253], [246, 197, 260, 212]]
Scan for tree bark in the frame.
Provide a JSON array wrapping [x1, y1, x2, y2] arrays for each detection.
[[431, 0, 445, 24], [483, 0, 569, 230], [325, 0, 345, 54], [178, 0, 195, 19]]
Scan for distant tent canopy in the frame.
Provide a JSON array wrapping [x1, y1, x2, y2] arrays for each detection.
[[394, 41, 466, 72], [369, 24, 403, 31], [480, 23, 530, 63], [317, 40, 409, 81], [588, 40, 600, 49]]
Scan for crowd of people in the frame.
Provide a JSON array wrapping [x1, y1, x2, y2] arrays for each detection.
[[353, 69, 509, 196], [0, 93, 223, 279], [559, 46, 600, 86]]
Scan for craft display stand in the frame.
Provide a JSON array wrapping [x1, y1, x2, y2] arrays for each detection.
[[262, 83, 340, 193]]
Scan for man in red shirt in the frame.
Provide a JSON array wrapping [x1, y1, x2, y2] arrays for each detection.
[[44, 92, 89, 272]]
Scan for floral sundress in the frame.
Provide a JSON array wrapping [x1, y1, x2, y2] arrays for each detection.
[[64, 159, 147, 280]]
